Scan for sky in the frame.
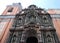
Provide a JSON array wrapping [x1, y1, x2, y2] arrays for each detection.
[[0, 0, 60, 14]]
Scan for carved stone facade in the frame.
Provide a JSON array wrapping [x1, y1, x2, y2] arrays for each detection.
[[6, 5, 59, 43]]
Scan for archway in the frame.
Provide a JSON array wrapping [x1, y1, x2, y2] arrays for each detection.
[[26, 37, 38, 43]]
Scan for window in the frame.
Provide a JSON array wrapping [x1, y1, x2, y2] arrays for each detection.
[[46, 32, 54, 43], [42, 16, 49, 23], [8, 8, 13, 12], [47, 37, 53, 43]]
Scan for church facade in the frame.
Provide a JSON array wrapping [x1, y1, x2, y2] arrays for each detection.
[[6, 5, 59, 43]]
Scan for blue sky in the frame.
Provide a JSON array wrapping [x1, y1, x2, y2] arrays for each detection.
[[0, 0, 60, 14], [33, 0, 60, 9]]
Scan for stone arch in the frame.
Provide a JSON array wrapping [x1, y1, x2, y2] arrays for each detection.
[[26, 36, 38, 43]]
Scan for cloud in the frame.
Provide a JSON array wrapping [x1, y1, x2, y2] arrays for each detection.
[[0, 0, 60, 14], [0, 0, 33, 14]]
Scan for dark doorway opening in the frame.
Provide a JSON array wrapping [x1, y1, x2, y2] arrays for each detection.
[[26, 37, 38, 43]]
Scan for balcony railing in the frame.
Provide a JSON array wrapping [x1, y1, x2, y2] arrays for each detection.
[[0, 15, 15, 18], [0, 14, 60, 19]]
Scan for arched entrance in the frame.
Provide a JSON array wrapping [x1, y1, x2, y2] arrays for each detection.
[[26, 37, 38, 43]]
